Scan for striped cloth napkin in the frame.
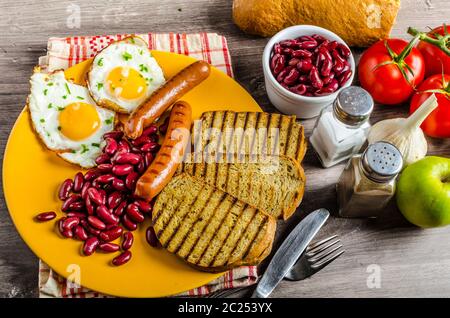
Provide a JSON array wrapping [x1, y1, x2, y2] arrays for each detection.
[[38, 32, 258, 298]]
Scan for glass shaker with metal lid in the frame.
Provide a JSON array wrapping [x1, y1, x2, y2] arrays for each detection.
[[310, 86, 374, 168], [337, 141, 404, 218]]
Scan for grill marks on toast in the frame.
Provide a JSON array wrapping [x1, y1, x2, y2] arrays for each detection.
[[153, 174, 276, 271]]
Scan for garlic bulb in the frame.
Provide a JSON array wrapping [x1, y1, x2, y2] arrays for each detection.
[[368, 94, 438, 167]]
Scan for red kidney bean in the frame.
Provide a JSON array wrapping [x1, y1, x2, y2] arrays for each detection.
[[112, 250, 132, 266], [85, 196, 95, 215], [113, 152, 141, 165], [276, 67, 289, 83], [74, 225, 88, 241], [35, 211, 57, 222], [315, 52, 325, 68], [283, 68, 299, 86], [132, 135, 152, 147], [99, 226, 123, 242], [122, 232, 134, 250], [280, 39, 296, 47], [58, 218, 66, 235], [327, 78, 340, 92], [158, 117, 169, 135], [282, 47, 293, 56], [142, 125, 158, 137], [332, 49, 346, 64], [296, 59, 312, 73], [112, 164, 134, 176], [314, 39, 329, 54], [135, 200, 152, 214], [288, 58, 300, 66], [141, 142, 159, 153], [272, 57, 285, 75], [338, 70, 353, 86], [62, 229, 74, 238], [290, 84, 307, 95], [297, 74, 309, 83], [146, 227, 158, 247], [292, 49, 312, 58], [328, 41, 338, 51], [117, 140, 131, 154], [312, 34, 327, 43], [333, 59, 344, 74], [95, 154, 110, 165], [72, 172, 84, 193], [107, 191, 123, 209], [87, 188, 103, 206], [81, 219, 101, 236], [125, 171, 139, 190], [113, 201, 127, 216], [271, 53, 281, 70], [297, 35, 315, 42], [58, 179, 73, 201], [97, 163, 113, 173], [81, 181, 91, 200], [96, 205, 119, 224], [94, 174, 115, 184], [66, 212, 86, 219], [87, 216, 106, 230], [98, 189, 107, 204], [315, 79, 339, 96], [104, 138, 118, 156], [143, 153, 154, 167], [83, 237, 99, 256], [320, 57, 333, 77], [322, 73, 335, 85], [336, 61, 351, 76], [136, 160, 146, 174], [122, 215, 137, 231], [273, 43, 282, 54], [68, 201, 84, 211], [337, 43, 351, 58], [84, 168, 101, 181], [99, 242, 120, 253], [126, 203, 144, 223], [112, 178, 127, 192], [297, 40, 317, 49], [103, 131, 123, 140], [309, 66, 323, 89], [61, 194, 81, 212]]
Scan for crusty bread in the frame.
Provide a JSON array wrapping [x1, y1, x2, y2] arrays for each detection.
[[152, 174, 276, 272], [179, 155, 305, 220], [232, 0, 401, 47], [190, 110, 307, 164]]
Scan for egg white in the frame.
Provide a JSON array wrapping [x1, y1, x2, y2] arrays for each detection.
[[28, 69, 116, 168], [87, 36, 165, 113]]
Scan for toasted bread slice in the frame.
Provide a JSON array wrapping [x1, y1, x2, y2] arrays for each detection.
[[178, 155, 305, 220], [191, 111, 307, 164], [152, 174, 276, 272]]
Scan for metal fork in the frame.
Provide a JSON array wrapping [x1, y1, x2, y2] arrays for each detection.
[[285, 235, 344, 281], [207, 235, 344, 297]]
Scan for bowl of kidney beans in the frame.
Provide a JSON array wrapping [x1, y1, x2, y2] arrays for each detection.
[[263, 25, 355, 118], [34, 121, 167, 266]]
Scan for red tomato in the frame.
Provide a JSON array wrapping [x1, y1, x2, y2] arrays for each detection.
[[359, 39, 425, 105], [417, 25, 450, 77], [410, 74, 450, 138]]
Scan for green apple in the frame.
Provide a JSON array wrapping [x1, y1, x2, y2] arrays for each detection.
[[396, 156, 450, 228]]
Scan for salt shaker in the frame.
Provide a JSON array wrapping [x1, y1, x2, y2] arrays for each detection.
[[310, 86, 374, 168], [336, 141, 403, 218]]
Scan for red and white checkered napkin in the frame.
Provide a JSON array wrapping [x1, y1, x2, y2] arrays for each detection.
[[38, 32, 257, 298]]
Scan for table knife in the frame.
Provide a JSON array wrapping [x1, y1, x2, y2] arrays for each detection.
[[251, 208, 330, 298]]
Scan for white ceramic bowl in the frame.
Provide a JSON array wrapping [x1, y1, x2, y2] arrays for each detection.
[[262, 25, 355, 119]]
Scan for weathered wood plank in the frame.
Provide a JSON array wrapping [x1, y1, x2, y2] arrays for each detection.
[[0, 0, 449, 298]]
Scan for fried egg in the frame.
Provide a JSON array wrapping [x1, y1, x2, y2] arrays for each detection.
[[28, 69, 116, 168], [87, 36, 165, 114]]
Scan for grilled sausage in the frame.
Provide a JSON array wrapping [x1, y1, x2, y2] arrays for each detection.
[[134, 101, 192, 201], [125, 60, 210, 139]]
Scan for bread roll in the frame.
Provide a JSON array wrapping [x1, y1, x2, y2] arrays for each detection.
[[232, 0, 401, 47]]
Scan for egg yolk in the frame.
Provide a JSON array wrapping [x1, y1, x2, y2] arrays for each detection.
[[106, 66, 147, 100], [59, 102, 100, 141]]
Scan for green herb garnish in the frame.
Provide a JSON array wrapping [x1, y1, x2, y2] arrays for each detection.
[[97, 57, 104, 66], [105, 117, 114, 125], [81, 144, 89, 154], [64, 83, 71, 95], [40, 118, 45, 123], [47, 103, 53, 109], [139, 64, 149, 72], [97, 82, 103, 90], [76, 96, 84, 100], [43, 89, 48, 96], [91, 143, 100, 148], [122, 52, 132, 61]]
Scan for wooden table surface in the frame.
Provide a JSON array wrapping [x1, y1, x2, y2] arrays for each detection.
[[0, 0, 449, 298]]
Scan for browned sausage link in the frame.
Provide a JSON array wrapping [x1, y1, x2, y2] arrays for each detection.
[[134, 101, 192, 201], [125, 60, 210, 139]]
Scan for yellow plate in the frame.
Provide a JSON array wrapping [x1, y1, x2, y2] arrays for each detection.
[[3, 51, 262, 297]]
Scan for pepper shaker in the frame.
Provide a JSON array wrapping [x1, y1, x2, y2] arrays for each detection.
[[337, 141, 403, 218], [310, 86, 374, 168]]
